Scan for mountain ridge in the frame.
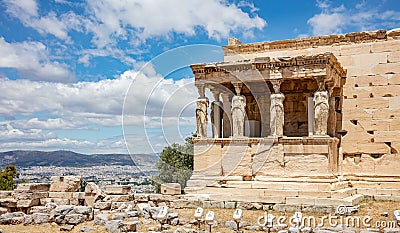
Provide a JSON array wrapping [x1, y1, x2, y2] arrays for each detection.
[[0, 150, 159, 168]]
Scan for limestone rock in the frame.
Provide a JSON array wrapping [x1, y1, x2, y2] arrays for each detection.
[[64, 214, 86, 225], [60, 224, 74, 231], [50, 176, 82, 192], [30, 206, 51, 214], [54, 205, 75, 216], [80, 225, 94, 232], [40, 198, 70, 206], [17, 199, 40, 208], [94, 201, 111, 210], [0, 212, 25, 225], [32, 213, 50, 224], [84, 182, 100, 194], [74, 206, 93, 216], [134, 193, 149, 202], [0, 208, 7, 215], [104, 185, 131, 195], [246, 226, 261, 231], [160, 183, 181, 195], [225, 220, 246, 230], [0, 198, 17, 208], [94, 213, 111, 226], [121, 221, 138, 232], [16, 183, 50, 192], [105, 220, 122, 233], [23, 214, 33, 225]]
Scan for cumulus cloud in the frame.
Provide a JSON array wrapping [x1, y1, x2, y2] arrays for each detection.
[[0, 65, 199, 153], [3, 0, 84, 42], [4, 0, 265, 48], [0, 38, 74, 82], [0, 123, 55, 142], [84, 0, 266, 47], [307, 0, 400, 36], [308, 12, 345, 35]]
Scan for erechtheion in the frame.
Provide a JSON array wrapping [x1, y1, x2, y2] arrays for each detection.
[[185, 29, 400, 206]]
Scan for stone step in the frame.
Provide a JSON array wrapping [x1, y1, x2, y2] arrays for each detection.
[[209, 194, 286, 204], [351, 181, 400, 189], [285, 194, 364, 206], [368, 194, 400, 202], [222, 180, 349, 191], [186, 186, 357, 201], [356, 187, 400, 196]]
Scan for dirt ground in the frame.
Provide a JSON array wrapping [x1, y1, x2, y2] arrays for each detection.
[[1, 200, 399, 233]]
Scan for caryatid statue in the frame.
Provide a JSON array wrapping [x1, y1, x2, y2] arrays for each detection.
[[196, 98, 209, 138], [231, 83, 246, 137], [314, 79, 329, 136], [270, 79, 285, 137], [195, 83, 209, 138]]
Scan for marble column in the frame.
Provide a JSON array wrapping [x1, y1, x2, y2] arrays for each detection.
[[221, 92, 232, 138], [231, 82, 246, 138], [210, 88, 222, 138], [313, 78, 329, 136], [270, 79, 285, 137], [258, 93, 271, 137], [327, 85, 336, 137], [195, 83, 209, 138]]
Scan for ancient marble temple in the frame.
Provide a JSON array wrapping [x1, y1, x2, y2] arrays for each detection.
[[185, 29, 400, 206]]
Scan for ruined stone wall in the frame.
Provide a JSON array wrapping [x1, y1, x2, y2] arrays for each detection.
[[223, 29, 400, 179]]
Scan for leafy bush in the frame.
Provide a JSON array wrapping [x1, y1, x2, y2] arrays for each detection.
[[152, 136, 194, 193], [0, 165, 20, 190]]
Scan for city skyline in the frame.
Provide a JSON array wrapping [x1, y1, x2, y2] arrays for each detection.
[[0, 0, 399, 154]]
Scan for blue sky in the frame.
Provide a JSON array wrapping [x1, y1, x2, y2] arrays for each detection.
[[0, 0, 399, 154]]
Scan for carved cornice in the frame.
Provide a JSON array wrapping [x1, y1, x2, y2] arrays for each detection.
[[190, 53, 346, 80], [223, 29, 400, 55]]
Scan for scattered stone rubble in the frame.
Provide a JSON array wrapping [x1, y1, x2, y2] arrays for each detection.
[[0, 176, 400, 233]]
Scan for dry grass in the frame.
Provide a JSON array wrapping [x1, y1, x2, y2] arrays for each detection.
[[1, 200, 399, 232]]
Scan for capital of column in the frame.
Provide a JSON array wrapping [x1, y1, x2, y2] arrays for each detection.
[[195, 82, 206, 98], [270, 79, 282, 94], [209, 86, 221, 102], [232, 82, 243, 96], [315, 76, 326, 91], [221, 91, 233, 99]]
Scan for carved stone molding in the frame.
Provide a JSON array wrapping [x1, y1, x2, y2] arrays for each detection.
[[222, 29, 398, 55]]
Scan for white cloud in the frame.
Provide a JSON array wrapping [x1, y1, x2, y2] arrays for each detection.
[[0, 123, 55, 142], [3, 0, 265, 75], [3, 0, 84, 42], [308, 13, 345, 35], [0, 38, 74, 82], [307, 0, 400, 36], [0, 65, 199, 153], [4, 0, 266, 48], [3, 0, 38, 17], [86, 0, 266, 47]]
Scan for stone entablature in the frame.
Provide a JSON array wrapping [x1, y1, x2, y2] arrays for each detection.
[[191, 53, 346, 83], [222, 29, 400, 55]]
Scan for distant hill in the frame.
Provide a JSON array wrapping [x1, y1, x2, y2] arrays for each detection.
[[0, 150, 159, 168]]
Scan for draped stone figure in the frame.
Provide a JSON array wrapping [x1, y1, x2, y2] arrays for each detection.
[[314, 90, 329, 136], [231, 95, 246, 137], [270, 93, 285, 137], [196, 98, 209, 138]]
